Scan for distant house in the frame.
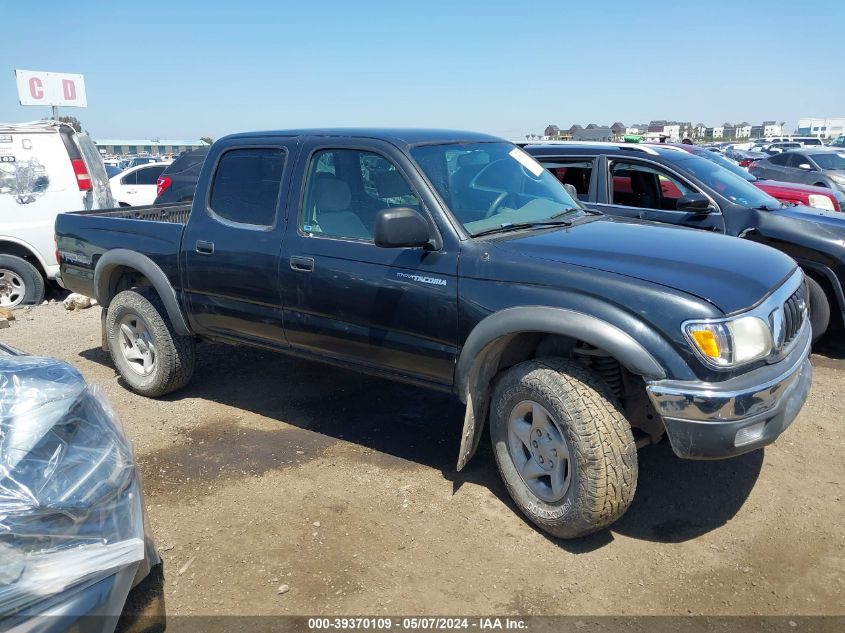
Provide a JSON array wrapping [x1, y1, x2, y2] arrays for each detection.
[[585, 123, 600, 130], [568, 124, 583, 135], [544, 124, 561, 139], [573, 126, 614, 142], [736, 122, 752, 139], [707, 126, 724, 139], [693, 123, 707, 139], [722, 123, 736, 139], [610, 122, 626, 138], [626, 123, 648, 135]]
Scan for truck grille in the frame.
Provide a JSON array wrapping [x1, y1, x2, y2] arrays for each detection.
[[782, 283, 807, 346]]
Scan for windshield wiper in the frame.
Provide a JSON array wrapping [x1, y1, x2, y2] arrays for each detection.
[[471, 220, 573, 238]]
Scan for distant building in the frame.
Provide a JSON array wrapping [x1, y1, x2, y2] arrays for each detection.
[[568, 124, 583, 135], [626, 123, 648, 135], [735, 122, 752, 139], [544, 124, 561, 138], [94, 138, 209, 155], [797, 117, 845, 139], [693, 123, 707, 139], [763, 121, 784, 137], [572, 126, 614, 142]]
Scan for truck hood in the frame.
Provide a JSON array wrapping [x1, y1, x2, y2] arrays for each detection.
[[490, 217, 796, 314]]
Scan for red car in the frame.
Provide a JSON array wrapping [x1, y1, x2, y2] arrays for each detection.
[[674, 144, 843, 211]]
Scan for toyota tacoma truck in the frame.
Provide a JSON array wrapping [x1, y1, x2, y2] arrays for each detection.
[[55, 129, 812, 538]]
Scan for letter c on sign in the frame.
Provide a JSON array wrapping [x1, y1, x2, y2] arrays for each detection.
[[62, 79, 76, 101], [29, 77, 44, 100]]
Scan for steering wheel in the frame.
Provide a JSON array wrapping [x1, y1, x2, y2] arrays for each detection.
[[485, 191, 512, 218]]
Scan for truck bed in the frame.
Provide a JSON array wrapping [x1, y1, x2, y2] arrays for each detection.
[[69, 203, 191, 224], [56, 203, 190, 300]]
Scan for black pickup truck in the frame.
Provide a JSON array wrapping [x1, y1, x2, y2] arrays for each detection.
[[56, 129, 812, 538]]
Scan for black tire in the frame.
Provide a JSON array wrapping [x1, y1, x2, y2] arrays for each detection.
[[0, 254, 45, 308], [490, 358, 637, 539], [106, 288, 196, 397], [806, 275, 830, 343]]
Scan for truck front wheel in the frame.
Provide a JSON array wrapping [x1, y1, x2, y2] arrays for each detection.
[[106, 288, 196, 397], [805, 275, 830, 343], [490, 358, 637, 539]]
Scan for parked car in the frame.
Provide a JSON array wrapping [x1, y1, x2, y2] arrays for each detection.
[[726, 148, 769, 167], [829, 136, 845, 149], [764, 142, 802, 155], [525, 141, 845, 340], [110, 161, 172, 207], [105, 164, 122, 178], [0, 120, 113, 307], [676, 143, 843, 211], [57, 128, 811, 539], [153, 146, 208, 204], [749, 150, 845, 193], [0, 343, 158, 632]]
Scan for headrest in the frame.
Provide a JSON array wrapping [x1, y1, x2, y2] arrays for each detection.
[[374, 169, 410, 199], [314, 177, 351, 212]]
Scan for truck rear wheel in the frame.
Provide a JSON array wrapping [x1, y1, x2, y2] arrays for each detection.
[[106, 288, 196, 397], [489, 358, 637, 539], [0, 255, 45, 308]]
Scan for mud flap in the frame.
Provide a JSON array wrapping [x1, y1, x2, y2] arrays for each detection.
[[101, 307, 109, 352], [457, 392, 483, 471]]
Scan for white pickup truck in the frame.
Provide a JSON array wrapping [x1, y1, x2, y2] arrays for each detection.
[[0, 120, 113, 307]]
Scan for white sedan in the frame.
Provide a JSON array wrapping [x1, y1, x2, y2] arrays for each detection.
[[109, 161, 172, 206]]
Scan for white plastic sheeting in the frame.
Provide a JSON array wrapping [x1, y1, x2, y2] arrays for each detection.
[[0, 355, 147, 620]]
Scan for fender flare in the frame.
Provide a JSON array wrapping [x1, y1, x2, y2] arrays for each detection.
[[794, 259, 845, 323], [94, 249, 192, 336], [454, 306, 666, 471]]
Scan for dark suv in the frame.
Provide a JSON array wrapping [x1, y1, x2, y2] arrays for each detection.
[[526, 142, 845, 341], [153, 147, 209, 204]]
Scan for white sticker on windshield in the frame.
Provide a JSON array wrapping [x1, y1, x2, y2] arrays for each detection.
[[509, 147, 544, 177]]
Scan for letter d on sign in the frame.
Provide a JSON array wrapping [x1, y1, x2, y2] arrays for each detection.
[[29, 77, 44, 99], [62, 79, 76, 101]]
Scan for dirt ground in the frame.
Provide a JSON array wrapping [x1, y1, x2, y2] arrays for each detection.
[[2, 300, 843, 619]]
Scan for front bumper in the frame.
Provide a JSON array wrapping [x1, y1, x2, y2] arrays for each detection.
[[646, 324, 812, 459]]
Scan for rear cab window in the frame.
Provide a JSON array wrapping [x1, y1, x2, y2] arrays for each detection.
[[208, 147, 286, 227], [539, 159, 594, 200]]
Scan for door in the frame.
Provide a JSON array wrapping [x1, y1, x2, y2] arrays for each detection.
[[764, 152, 793, 180], [599, 158, 726, 232], [181, 138, 298, 345], [281, 142, 458, 386]]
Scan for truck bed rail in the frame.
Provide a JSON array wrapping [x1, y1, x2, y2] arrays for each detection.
[[68, 203, 191, 224]]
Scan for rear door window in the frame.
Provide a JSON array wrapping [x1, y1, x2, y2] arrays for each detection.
[[541, 160, 594, 200], [209, 147, 286, 226], [136, 164, 166, 185]]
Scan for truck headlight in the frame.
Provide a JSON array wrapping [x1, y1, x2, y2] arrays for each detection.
[[808, 194, 835, 211], [684, 316, 773, 368]]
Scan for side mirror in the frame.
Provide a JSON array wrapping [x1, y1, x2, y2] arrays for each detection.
[[798, 163, 813, 171], [373, 207, 431, 248], [676, 193, 714, 213]]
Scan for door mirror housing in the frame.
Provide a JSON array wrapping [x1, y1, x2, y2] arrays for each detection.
[[676, 193, 714, 213], [798, 163, 813, 171], [373, 207, 432, 248]]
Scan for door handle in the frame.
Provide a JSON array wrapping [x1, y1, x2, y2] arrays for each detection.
[[126, 189, 137, 194], [195, 240, 215, 255], [290, 256, 314, 272]]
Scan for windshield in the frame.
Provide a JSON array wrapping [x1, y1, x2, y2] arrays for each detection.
[[410, 142, 583, 236], [694, 148, 756, 182], [830, 137, 845, 148], [677, 155, 782, 208], [811, 152, 845, 170]]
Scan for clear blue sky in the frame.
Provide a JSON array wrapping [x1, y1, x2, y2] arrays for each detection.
[[2, 0, 842, 140]]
